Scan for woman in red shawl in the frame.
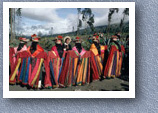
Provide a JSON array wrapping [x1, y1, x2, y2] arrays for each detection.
[[104, 35, 124, 78], [9, 34, 49, 89], [9, 37, 29, 75], [90, 34, 108, 81], [47, 35, 66, 88], [58, 37, 91, 87]]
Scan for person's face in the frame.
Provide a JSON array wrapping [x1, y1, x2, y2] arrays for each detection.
[[66, 38, 70, 44], [76, 40, 81, 43], [113, 38, 118, 41], [56, 39, 62, 44], [93, 39, 99, 43]]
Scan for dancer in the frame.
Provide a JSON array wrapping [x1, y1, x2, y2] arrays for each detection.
[[59, 37, 91, 87], [47, 35, 66, 88], [90, 34, 107, 80], [9, 34, 49, 89], [63, 36, 72, 51], [9, 37, 29, 75], [104, 35, 123, 78]]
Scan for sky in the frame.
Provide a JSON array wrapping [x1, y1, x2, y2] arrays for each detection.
[[14, 8, 129, 36]]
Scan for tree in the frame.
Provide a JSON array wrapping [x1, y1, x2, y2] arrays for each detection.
[[77, 8, 82, 35], [81, 8, 95, 34], [9, 8, 22, 41], [16, 8, 22, 16], [120, 8, 129, 33], [9, 8, 13, 41], [38, 31, 42, 37], [16, 8, 22, 36], [107, 8, 119, 37], [13, 8, 16, 39], [50, 27, 53, 36], [87, 14, 95, 32]]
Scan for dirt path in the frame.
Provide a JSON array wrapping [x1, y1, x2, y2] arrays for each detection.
[[9, 77, 129, 91]]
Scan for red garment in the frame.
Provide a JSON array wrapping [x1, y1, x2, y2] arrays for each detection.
[[121, 45, 125, 55], [9, 51, 31, 84], [46, 46, 66, 88], [9, 47, 16, 75], [9, 45, 27, 75], [9, 45, 50, 89], [58, 50, 91, 87], [90, 44, 107, 80], [104, 45, 123, 78], [27, 44, 44, 57]]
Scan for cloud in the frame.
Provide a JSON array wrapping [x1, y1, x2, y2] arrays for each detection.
[[16, 14, 78, 36], [16, 8, 129, 36], [21, 8, 62, 22], [93, 8, 129, 26], [92, 8, 109, 17]]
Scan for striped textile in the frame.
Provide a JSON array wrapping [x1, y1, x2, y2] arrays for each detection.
[[104, 44, 124, 78], [90, 44, 107, 80], [9, 50, 49, 89], [47, 50, 66, 88], [58, 50, 91, 87]]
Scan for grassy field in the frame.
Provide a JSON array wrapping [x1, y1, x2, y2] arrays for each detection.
[[9, 33, 128, 52]]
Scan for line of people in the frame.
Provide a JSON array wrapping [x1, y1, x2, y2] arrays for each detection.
[[9, 33, 128, 89]]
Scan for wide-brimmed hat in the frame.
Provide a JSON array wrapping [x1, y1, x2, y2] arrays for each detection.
[[52, 35, 63, 41], [92, 35, 100, 42], [117, 32, 121, 36], [31, 34, 40, 42], [73, 36, 83, 43], [19, 37, 29, 43], [111, 35, 118, 39], [93, 33, 98, 36], [31, 34, 37, 38], [32, 37, 40, 42], [64, 36, 71, 43]]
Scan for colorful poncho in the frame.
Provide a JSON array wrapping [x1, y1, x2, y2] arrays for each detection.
[[9, 45, 49, 89], [121, 45, 125, 58], [9, 45, 27, 75], [46, 46, 66, 88], [90, 43, 107, 80], [58, 47, 91, 87], [104, 42, 125, 78]]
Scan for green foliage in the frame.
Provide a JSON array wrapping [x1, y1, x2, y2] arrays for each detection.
[[9, 39, 20, 47], [123, 8, 129, 16], [82, 40, 91, 50], [9, 33, 129, 52], [16, 8, 22, 17], [9, 8, 12, 25], [77, 8, 82, 35], [9, 8, 22, 25], [119, 8, 129, 33], [81, 8, 95, 34], [39, 37, 55, 51], [108, 8, 119, 23], [78, 19, 82, 28], [77, 8, 81, 13]]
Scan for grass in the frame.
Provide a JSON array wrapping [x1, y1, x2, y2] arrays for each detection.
[[9, 33, 129, 51]]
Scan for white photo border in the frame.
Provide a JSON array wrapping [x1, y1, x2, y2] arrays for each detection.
[[3, 2, 135, 98]]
